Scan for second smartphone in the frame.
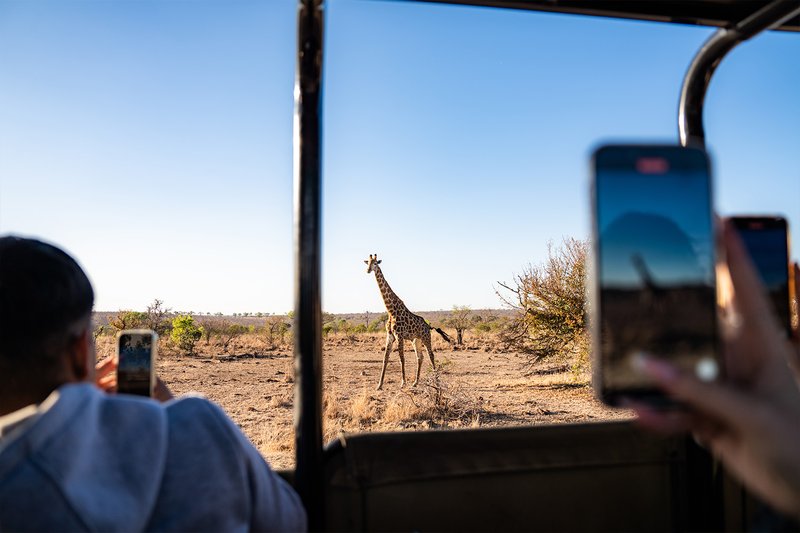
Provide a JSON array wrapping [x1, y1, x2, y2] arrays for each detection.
[[730, 216, 792, 337], [591, 145, 720, 407]]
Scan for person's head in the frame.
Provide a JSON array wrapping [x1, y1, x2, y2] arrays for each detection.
[[0, 236, 95, 409]]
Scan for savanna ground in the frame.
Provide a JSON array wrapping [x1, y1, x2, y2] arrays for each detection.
[[96, 323, 632, 470]]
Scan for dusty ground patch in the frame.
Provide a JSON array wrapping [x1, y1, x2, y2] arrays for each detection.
[[151, 341, 631, 469]]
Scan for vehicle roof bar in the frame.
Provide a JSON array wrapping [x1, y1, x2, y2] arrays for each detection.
[[679, 0, 800, 148], [293, 0, 324, 529], [384, 0, 800, 32]]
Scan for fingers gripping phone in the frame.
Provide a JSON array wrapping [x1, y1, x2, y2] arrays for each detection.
[[730, 216, 793, 337], [590, 145, 721, 407], [117, 329, 157, 397]]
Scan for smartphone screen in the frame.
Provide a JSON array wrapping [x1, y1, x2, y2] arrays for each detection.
[[117, 331, 156, 397], [730, 217, 791, 336], [592, 145, 719, 406]]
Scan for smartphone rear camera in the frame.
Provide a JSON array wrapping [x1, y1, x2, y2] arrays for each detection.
[[635, 157, 669, 174]]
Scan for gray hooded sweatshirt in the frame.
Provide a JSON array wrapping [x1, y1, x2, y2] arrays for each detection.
[[0, 383, 306, 532]]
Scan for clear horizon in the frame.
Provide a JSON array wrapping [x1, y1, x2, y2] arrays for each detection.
[[2, 1, 798, 314]]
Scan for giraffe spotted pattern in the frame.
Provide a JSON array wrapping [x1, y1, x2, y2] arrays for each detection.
[[365, 254, 452, 390]]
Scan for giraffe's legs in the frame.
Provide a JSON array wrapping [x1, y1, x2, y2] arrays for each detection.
[[424, 338, 437, 371], [412, 338, 423, 387], [377, 332, 395, 391], [397, 338, 406, 388]]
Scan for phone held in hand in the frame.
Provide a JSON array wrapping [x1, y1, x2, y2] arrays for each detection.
[[590, 145, 721, 407], [117, 329, 157, 397], [729, 216, 793, 337]]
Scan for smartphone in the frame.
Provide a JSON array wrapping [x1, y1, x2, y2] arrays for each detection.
[[590, 145, 720, 407], [117, 329, 157, 397], [730, 216, 792, 337]]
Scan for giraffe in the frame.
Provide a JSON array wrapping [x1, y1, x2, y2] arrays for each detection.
[[364, 254, 452, 390]]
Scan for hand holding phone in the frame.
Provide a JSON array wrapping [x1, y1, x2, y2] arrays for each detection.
[[590, 145, 721, 407], [631, 221, 800, 521], [95, 357, 117, 393]]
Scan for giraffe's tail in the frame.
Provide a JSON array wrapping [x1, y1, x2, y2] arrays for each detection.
[[432, 326, 452, 344]]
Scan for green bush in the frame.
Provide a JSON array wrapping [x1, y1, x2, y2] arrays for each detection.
[[475, 322, 493, 334], [170, 315, 203, 355], [367, 319, 384, 333]]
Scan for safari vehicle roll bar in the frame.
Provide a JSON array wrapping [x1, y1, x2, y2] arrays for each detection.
[[292, 0, 800, 527], [679, 0, 800, 147], [293, 0, 325, 529]]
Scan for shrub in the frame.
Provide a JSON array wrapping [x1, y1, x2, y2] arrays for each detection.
[[93, 323, 111, 339], [170, 314, 203, 355], [145, 299, 172, 335], [497, 238, 588, 369], [367, 318, 385, 333], [109, 310, 148, 331], [264, 316, 290, 349], [201, 319, 249, 352]]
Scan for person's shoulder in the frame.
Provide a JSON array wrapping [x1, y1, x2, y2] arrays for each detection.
[[165, 394, 230, 427], [163, 394, 243, 450]]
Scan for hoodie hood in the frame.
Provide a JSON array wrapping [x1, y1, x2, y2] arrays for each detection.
[[0, 383, 168, 531]]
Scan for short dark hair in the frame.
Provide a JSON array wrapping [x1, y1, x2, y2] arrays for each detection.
[[0, 236, 94, 374]]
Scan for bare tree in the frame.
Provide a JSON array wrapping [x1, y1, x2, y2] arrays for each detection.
[[444, 305, 473, 346], [200, 318, 248, 353], [146, 299, 172, 335], [264, 316, 290, 349], [218, 321, 248, 353]]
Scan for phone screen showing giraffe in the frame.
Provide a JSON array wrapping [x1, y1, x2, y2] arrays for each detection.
[[117, 332, 155, 397], [592, 145, 719, 406]]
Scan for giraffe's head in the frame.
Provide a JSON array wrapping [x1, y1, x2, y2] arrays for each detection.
[[364, 253, 381, 274]]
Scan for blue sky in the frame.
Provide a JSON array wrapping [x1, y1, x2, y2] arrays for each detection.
[[598, 171, 714, 287], [1, 0, 798, 314]]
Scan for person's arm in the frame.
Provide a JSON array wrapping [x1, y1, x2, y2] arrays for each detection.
[[240, 429, 307, 532], [631, 220, 800, 520]]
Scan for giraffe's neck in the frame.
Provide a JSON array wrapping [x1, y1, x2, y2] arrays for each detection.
[[373, 267, 406, 316]]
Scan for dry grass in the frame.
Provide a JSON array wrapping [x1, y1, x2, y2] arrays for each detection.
[[261, 422, 293, 455], [320, 359, 488, 440], [349, 389, 377, 423], [381, 392, 424, 424], [267, 393, 293, 410]]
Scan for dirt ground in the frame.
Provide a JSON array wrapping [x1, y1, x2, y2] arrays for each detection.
[[156, 340, 632, 470]]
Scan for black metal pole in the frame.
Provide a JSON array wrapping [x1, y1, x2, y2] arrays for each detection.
[[678, 0, 800, 148], [293, 0, 324, 529], [677, 2, 800, 529]]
